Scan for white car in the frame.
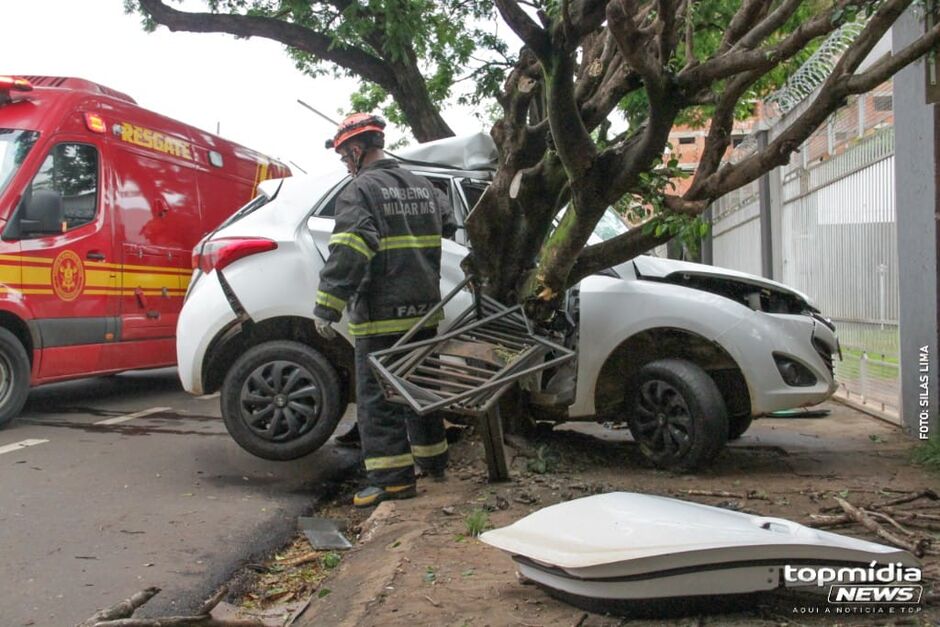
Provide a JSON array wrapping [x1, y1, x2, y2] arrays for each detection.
[[177, 134, 839, 471]]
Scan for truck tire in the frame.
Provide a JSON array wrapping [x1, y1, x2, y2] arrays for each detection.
[[627, 358, 728, 472], [221, 341, 343, 461], [0, 327, 30, 428]]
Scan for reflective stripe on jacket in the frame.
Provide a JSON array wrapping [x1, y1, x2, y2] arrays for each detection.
[[313, 159, 457, 336]]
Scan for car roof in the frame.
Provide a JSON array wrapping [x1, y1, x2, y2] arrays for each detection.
[[393, 132, 497, 172]]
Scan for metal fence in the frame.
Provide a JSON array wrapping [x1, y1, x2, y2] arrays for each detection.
[[710, 163, 762, 275], [709, 80, 901, 420]]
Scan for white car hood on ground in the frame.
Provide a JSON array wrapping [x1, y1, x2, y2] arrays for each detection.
[[632, 256, 815, 307], [480, 493, 916, 577]]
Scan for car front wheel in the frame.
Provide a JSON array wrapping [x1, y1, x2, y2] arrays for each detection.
[[221, 341, 343, 461], [627, 358, 728, 472]]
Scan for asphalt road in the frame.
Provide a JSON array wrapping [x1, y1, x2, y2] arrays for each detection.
[[0, 369, 359, 627]]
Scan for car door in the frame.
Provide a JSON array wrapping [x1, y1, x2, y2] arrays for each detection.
[[15, 137, 120, 379]]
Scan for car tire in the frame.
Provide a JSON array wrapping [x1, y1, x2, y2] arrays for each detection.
[[221, 341, 343, 461], [627, 358, 728, 472], [728, 414, 753, 440], [0, 328, 30, 428]]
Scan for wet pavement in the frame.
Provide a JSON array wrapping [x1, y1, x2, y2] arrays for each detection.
[[0, 368, 358, 626]]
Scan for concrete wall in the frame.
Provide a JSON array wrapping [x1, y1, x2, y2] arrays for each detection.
[[893, 8, 939, 440]]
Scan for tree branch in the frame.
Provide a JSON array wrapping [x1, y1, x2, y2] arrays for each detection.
[[846, 17, 940, 92], [719, 0, 770, 53], [735, 0, 804, 51], [495, 0, 552, 61], [680, 3, 848, 89], [657, 0, 681, 63], [137, 0, 394, 86], [607, 0, 663, 93], [569, 228, 672, 285]]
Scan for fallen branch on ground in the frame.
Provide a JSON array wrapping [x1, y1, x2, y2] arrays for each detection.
[[820, 489, 940, 513], [870, 489, 939, 510], [79, 586, 263, 627], [681, 489, 770, 501], [78, 587, 161, 627], [866, 510, 917, 537], [835, 497, 930, 558], [274, 551, 321, 568]]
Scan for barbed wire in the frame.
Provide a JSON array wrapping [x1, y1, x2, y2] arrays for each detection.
[[729, 16, 872, 161]]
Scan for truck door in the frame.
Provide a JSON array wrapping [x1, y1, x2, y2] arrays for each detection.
[[111, 143, 197, 368], [14, 137, 120, 379]]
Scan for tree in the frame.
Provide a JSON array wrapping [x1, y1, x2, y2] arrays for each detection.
[[131, 0, 940, 312]]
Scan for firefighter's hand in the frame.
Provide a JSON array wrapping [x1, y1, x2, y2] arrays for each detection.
[[314, 316, 336, 340]]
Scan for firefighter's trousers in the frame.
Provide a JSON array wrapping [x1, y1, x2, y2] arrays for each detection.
[[355, 331, 448, 487]]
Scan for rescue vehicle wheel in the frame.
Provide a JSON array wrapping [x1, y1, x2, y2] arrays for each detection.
[[221, 341, 343, 461], [0, 328, 30, 428], [627, 359, 728, 472]]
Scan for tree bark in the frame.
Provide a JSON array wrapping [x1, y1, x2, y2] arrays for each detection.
[[136, 0, 454, 141]]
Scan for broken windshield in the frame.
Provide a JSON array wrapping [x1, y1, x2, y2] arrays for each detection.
[[0, 129, 39, 198]]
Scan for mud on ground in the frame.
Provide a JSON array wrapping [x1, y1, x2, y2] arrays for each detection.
[[235, 402, 939, 626]]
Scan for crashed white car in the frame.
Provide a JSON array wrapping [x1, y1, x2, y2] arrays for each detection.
[[177, 134, 839, 471]]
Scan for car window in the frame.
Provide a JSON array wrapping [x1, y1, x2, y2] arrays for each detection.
[[26, 142, 98, 233], [594, 207, 629, 240], [0, 129, 39, 197], [459, 180, 487, 223]]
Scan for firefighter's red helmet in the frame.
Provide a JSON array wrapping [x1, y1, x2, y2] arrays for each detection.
[[326, 113, 386, 151]]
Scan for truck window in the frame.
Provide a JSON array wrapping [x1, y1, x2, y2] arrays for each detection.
[[26, 143, 98, 233], [0, 129, 39, 197]]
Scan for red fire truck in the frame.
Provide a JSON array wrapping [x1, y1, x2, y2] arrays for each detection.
[[0, 75, 290, 426]]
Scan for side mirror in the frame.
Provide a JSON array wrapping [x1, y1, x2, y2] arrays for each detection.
[[20, 189, 64, 235]]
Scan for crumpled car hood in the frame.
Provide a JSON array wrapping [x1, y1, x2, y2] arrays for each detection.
[[632, 255, 816, 310]]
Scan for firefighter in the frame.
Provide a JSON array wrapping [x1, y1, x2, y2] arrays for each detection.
[[313, 113, 457, 507]]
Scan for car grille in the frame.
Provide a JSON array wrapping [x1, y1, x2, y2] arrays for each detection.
[[812, 337, 835, 377]]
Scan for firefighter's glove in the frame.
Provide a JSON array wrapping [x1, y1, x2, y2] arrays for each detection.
[[314, 316, 337, 340]]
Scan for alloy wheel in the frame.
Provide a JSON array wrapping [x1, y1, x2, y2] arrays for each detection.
[[239, 360, 323, 442], [632, 379, 693, 458]]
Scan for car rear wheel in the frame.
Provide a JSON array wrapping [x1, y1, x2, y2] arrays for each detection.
[[221, 341, 343, 460], [627, 359, 728, 472], [0, 328, 30, 428]]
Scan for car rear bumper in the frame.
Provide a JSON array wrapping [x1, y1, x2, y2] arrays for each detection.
[[176, 271, 238, 395]]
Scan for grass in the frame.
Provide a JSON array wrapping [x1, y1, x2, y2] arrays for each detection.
[[912, 438, 940, 473], [321, 552, 341, 569], [465, 509, 490, 537]]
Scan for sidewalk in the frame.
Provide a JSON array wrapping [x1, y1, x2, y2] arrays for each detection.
[[279, 402, 938, 625]]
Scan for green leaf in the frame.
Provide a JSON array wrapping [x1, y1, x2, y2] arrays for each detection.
[[318, 588, 332, 598]]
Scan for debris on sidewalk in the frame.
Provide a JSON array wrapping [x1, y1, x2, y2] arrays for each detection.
[[233, 402, 939, 625], [78, 585, 263, 627], [298, 517, 352, 551], [479, 492, 921, 615]]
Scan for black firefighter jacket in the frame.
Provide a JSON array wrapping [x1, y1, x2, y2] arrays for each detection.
[[314, 159, 458, 337]]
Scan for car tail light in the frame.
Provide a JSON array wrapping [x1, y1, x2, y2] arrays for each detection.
[[192, 237, 277, 273]]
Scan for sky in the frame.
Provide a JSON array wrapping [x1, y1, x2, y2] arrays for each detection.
[[1, 0, 492, 174]]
